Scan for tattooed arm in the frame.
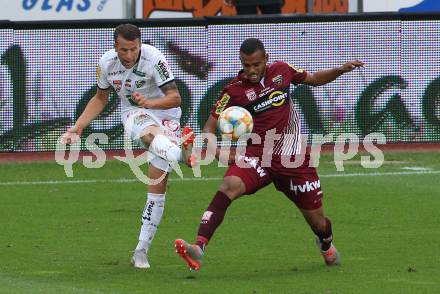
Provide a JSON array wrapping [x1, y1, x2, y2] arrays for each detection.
[[131, 81, 181, 109]]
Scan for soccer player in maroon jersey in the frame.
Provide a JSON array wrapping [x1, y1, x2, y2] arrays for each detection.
[[175, 38, 364, 270]]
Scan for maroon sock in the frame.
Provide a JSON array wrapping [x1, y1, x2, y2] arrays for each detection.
[[313, 217, 333, 251], [195, 191, 232, 251]]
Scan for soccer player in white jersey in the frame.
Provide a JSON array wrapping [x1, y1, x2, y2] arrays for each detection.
[[62, 24, 194, 269]]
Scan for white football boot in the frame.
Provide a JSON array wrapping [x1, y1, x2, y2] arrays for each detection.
[[131, 249, 150, 269]]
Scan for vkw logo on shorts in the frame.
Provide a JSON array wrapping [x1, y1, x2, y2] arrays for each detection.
[[290, 180, 321, 196], [238, 155, 267, 178]]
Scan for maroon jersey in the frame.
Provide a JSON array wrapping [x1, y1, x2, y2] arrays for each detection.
[[211, 61, 307, 156]]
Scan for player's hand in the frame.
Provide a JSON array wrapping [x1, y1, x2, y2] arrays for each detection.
[[61, 126, 82, 144], [339, 60, 364, 73], [223, 0, 234, 7], [132, 92, 153, 109]]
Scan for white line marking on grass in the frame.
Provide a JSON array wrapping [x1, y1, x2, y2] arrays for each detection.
[[0, 170, 439, 186], [0, 177, 223, 186], [320, 170, 440, 178], [401, 166, 433, 171]]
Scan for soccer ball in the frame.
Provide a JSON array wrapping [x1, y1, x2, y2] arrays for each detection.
[[217, 106, 254, 140]]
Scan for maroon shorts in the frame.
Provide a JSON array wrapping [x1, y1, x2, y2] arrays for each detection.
[[224, 154, 323, 210]]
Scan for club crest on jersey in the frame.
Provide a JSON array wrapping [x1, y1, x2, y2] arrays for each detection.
[[245, 88, 257, 101], [272, 75, 283, 85], [162, 119, 180, 132], [125, 79, 132, 90], [135, 80, 146, 88], [113, 80, 122, 93]]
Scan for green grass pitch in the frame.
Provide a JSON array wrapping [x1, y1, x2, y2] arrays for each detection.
[[0, 152, 439, 293]]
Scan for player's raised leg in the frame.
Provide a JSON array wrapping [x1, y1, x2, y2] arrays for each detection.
[[124, 109, 195, 167], [140, 126, 182, 162], [141, 125, 196, 167]]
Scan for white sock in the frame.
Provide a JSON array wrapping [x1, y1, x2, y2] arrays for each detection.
[[135, 193, 165, 252], [149, 134, 182, 163]]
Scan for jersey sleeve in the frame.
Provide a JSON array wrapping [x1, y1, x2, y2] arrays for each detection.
[[96, 57, 111, 90], [210, 89, 232, 119], [287, 63, 307, 85], [151, 50, 175, 87]]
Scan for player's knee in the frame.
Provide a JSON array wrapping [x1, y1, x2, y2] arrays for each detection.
[[140, 126, 161, 147], [219, 176, 246, 200], [140, 133, 155, 146]]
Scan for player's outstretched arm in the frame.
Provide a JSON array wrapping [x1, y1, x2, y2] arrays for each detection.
[[61, 88, 110, 144], [302, 60, 364, 86], [132, 81, 181, 109]]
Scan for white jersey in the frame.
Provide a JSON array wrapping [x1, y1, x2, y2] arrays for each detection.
[[96, 44, 181, 117]]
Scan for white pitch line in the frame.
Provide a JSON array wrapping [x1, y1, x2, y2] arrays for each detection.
[[0, 177, 223, 186], [0, 170, 439, 186], [320, 170, 440, 178]]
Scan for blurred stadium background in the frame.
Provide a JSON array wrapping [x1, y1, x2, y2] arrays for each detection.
[[0, 1, 439, 293]]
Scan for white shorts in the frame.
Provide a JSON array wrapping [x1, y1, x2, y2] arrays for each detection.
[[122, 108, 181, 172]]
